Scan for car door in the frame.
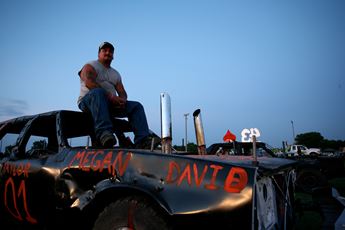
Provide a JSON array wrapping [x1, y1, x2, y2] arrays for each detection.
[[1, 114, 59, 227]]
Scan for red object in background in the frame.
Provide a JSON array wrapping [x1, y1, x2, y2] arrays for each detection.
[[223, 130, 236, 142]]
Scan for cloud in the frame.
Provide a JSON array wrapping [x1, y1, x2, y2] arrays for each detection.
[[0, 99, 29, 118]]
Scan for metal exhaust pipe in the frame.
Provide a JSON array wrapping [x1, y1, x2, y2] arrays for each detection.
[[193, 109, 206, 155], [160, 93, 172, 154]]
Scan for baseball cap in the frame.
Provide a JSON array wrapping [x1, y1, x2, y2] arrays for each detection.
[[98, 42, 114, 52]]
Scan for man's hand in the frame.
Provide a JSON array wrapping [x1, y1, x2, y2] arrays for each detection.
[[108, 94, 127, 108]]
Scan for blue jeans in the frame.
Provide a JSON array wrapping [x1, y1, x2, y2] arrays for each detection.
[[78, 88, 150, 144]]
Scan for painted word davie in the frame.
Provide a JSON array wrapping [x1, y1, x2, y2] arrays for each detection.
[[166, 161, 249, 193], [68, 150, 132, 177]]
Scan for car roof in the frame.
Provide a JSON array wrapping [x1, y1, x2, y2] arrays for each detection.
[[0, 110, 88, 138]]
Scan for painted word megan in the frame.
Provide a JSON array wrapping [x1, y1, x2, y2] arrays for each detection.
[[68, 150, 132, 177]]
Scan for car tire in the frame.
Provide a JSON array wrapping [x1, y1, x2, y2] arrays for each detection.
[[295, 169, 328, 193], [309, 152, 318, 158], [92, 195, 171, 230]]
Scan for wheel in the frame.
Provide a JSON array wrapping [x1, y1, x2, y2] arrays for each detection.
[[295, 169, 328, 193], [309, 152, 317, 158], [92, 196, 170, 230]]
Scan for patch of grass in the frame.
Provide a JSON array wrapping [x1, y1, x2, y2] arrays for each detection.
[[295, 192, 313, 203], [294, 192, 322, 229], [295, 210, 322, 230]]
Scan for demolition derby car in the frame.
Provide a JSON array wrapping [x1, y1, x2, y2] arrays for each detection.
[[0, 94, 297, 229]]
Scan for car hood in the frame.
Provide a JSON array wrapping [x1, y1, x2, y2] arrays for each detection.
[[187, 155, 297, 175]]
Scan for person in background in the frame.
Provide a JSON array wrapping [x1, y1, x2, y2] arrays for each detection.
[[77, 41, 155, 148]]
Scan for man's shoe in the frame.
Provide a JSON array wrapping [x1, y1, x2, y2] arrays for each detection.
[[100, 133, 116, 148], [116, 132, 135, 148]]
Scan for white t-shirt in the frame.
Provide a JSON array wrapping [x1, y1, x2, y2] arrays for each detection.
[[78, 60, 122, 104]]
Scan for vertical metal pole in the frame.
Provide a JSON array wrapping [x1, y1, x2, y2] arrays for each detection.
[[86, 136, 90, 148], [252, 135, 258, 166], [184, 113, 189, 152], [291, 120, 295, 143], [252, 135, 256, 160]]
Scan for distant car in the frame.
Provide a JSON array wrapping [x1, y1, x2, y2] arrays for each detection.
[[321, 148, 345, 157], [206, 141, 276, 157], [0, 110, 297, 229], [206, 141, 345, 194], [286, 145, 321, 157]]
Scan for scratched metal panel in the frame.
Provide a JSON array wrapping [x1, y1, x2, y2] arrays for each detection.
[[65, 149, 257, 215]]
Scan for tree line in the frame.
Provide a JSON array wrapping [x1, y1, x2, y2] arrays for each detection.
[[295, 132, 345, 150]]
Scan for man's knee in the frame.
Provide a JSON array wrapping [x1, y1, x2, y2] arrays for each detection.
[[80, 88, 108, 111], [128, 101, 144, 112]]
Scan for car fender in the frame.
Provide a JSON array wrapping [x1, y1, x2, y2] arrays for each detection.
[[70, 176, 172, 216]]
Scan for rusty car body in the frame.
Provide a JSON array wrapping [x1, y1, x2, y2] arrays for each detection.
[[0, 96, 297, 229]]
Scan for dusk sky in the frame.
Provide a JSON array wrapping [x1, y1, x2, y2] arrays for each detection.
[[1, 0, 344, 148]]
